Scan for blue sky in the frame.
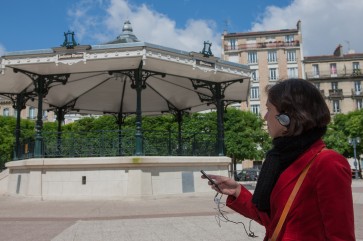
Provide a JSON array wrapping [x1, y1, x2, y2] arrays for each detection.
[[1, 0, 363, 57]]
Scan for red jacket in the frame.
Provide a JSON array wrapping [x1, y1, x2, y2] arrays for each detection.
[[227, 140, 355, 240]]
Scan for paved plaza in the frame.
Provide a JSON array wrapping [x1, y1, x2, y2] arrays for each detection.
[[0, 180, 362, 241]]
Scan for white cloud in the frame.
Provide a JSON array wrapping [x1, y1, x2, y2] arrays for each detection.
[[250, 0, 363, 56], [67, 0, 221, 56]]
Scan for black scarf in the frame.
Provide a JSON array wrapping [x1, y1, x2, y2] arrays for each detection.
[[252, 126, 327, 214]]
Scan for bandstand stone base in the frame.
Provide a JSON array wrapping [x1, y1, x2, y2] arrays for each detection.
[[4, 156, 230, 200]]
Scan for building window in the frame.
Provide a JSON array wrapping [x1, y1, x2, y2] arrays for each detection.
[[332, 100, 340, 113], [330, 63, 337, 76], [331, 82, 338, 90], [354, 81, 362, 93], [286, 50, 296, 62], [268, 51, 277, 63], [229, 39, 237, 50], [312, 64, 320, 77], [285, 35, 294, 42], [3, 108, 9, 116], [357, 99, 363, 110], [251, 70, 259, 82], [14, 109, 17, 117], [29, 107, 36, 119], [248, 51, 258, 64], [43, 111, 48, 120], [288, 67, 298, 78], [353, 62, 361, 75], [250, 87, 260, 100], [269, 68, 278, 81], [251, 104, 260, 115]]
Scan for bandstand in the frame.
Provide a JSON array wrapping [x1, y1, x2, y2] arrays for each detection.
[[0, 21, 250, 199]]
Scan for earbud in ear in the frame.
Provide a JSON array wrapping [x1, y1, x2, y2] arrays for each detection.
[[275, 114, 290, 126]]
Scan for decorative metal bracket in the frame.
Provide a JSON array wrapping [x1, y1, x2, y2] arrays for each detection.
[[1, 91, 36, 110], [114, 113, 129, 126], [190, 78, 241, 103], [223, 100, 241, 111], [49, 99, 77, 122], [167, 102, 191, 120], [13, 68, 70, 96], [102, 111, 131, 126], [109, 69, 166, 90]]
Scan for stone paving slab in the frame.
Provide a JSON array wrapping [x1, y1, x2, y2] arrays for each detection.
[[0, 179, 362, 241], [51, 215, 266, 241]]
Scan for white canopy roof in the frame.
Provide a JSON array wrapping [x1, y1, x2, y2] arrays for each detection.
[[0, 42, 251, 115]]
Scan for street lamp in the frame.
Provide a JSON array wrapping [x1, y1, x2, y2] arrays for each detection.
[[348, 137, 361, 179]]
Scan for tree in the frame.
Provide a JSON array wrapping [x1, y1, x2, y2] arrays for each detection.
[[1, 109, 273, 168], [224, 108, 271, 177], [324, 109, 363, 157], [324, 109, 363, 178], [0, 116, 35, 168]]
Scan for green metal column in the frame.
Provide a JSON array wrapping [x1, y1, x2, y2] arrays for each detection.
[[34, 77, 45, 158], [134, 64, 143, 155], [167, 104, 187, 156], [49, 102, 76, 157], [13, 94, 24, 160], [115, 113, 126, 156], [109, 65, 165, 156], [190, 78, 238, 156], [12, 68, 70, 158], [215, 83, 225, 156], [11, 94, 24, 160], [176, 110, 183, 156], [55, 107, 65, 156], [5, 91, 36, 160]]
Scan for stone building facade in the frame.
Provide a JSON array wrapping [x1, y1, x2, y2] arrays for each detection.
[[304, 45, 363, 114], [221, 21, 303, 116], [0, 97, 55, 121], [221, 21, 362, 117]]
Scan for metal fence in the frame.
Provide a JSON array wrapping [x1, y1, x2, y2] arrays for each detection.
[[15, 129, 218, 159]]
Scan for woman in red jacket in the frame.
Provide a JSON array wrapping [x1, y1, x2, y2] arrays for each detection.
[[204, 78, 355, 240]]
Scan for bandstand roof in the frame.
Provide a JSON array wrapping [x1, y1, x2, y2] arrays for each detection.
[[0, 40, 251, 116]]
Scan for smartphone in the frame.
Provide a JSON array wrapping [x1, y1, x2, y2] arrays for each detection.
[[200, 170, 217, 186]]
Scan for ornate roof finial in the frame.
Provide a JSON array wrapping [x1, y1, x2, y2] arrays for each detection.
[[106, 20, 140, 44], [122, 20, 133, 33]]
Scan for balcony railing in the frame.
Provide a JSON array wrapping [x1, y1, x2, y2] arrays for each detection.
[[224, 40, 300, 51], [306, 69, 363, 79], [352, 69, 362, 76], [14, 129, 218, 160], [328, 89, 343, 99], [352, 89, 363, 98]]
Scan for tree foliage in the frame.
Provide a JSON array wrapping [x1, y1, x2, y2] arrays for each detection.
[[324, 109, 363, 158], [0, 116, 35, 168], [224, 108, 271, 162], [1, 108, 361, 171]]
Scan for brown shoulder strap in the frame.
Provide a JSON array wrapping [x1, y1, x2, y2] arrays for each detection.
[[269, 148, 326, 241]]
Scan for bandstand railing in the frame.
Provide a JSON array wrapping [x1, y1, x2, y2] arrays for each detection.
[[15, 129, 218, 160]]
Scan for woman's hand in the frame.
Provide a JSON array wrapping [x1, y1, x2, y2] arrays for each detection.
[[201, 174, 241, 198]]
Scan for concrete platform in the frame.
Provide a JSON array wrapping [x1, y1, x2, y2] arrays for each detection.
[[3, 156, 230, 199]]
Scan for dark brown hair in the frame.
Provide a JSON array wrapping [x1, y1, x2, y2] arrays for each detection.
[[266, 78, 331, 136]]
